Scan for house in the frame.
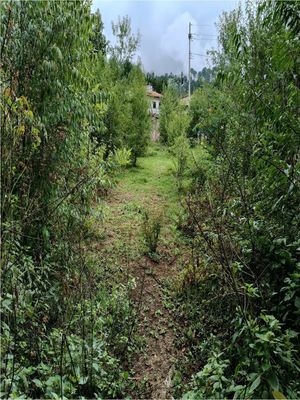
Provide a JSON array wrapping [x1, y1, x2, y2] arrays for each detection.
[[146, 84, 162, 141], [146, 84, 162, 116]]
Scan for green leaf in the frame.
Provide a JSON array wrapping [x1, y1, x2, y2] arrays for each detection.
[[122, 371, 129, 380], [272, 391, 287, 399], [42, 226, 50, 241], [267, 370, 279, 390], [249, 375, 261, 393], [92, 362, 99, 372], [79, 376, 88, 385], [294, 296, 300, 309], [33, 378, 43, 388], [52, 45, 63, 61]]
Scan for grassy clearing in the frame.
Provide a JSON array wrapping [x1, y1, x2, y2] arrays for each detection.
[[101, 143, 188, 267], [90, 143, 191, 398], [116, 143, 180, 215]]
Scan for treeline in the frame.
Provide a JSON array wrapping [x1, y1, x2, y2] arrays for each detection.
[[146, 66, 216, 96], [161, 1, 300, 398], [1, 1, 149, 398]]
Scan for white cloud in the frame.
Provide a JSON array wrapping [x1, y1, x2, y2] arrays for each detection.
[[160, 11, 197, 74], [92, 0, 241, 74]]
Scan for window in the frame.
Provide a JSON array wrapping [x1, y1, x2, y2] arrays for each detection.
[[153, 101, 156, 109]]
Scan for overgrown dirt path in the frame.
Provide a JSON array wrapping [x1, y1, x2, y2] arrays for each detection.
[[95, 145, 188, 398]]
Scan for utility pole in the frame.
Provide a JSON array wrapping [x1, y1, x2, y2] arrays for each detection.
[[180, 71, 183, 98], [188, 22, 192, 104]]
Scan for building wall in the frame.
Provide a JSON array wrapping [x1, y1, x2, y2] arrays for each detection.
[[149, 97, 160, 116]]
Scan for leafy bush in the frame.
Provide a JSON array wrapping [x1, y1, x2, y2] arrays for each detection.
[[172, 1, 300, 398], [0, 258, 136, 399], [141, 210, 162, 259], [0, 2, 144, 398], [170, 135, 191, 192], [159, 86, 179, 144], [184, 313, 300, 399]]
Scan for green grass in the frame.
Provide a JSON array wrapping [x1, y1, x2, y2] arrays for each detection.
[[94, 142, 192, 272], [91, 142, 193, 397], [116, 143, 179, 216]]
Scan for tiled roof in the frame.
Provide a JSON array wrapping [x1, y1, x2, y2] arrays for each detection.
[[147, 91, 162, 98]]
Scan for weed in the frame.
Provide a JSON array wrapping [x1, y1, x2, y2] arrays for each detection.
[[141, 210, 162, 259]]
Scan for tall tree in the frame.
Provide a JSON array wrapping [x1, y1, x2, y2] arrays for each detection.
[[110, 15, 140, 64], [159, 86, 180, 144]]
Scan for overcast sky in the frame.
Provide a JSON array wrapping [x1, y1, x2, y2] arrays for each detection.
[[91, 0, 241, 75]]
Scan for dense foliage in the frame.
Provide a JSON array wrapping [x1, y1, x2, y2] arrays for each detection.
[[159, 86, 190, 146], [0, 1, 149, 398], [172, 1, 300, 398], [1, 0, 299, 398], [146, 67, 216, 96]]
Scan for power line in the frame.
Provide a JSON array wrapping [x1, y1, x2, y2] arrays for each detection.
[[192, 37, 218, 41], [188, 21, 216, 102], [191, 23, 212, 27], [192, 33, 218, 38], [191, 53, 210, 57], [192, 38, 218, 43]]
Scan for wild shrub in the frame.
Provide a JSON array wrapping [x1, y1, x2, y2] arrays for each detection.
[[170, 135, 191, 192], [173, 1, 300, 398], [0, 249, 137, 398], [183, 313, 300, 399], [187, 144, 215, 191], [141, 210, 162, 259], [159, 86, 179, 144], [0, 2, 142, 398], [166, 111, 190, 146]]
